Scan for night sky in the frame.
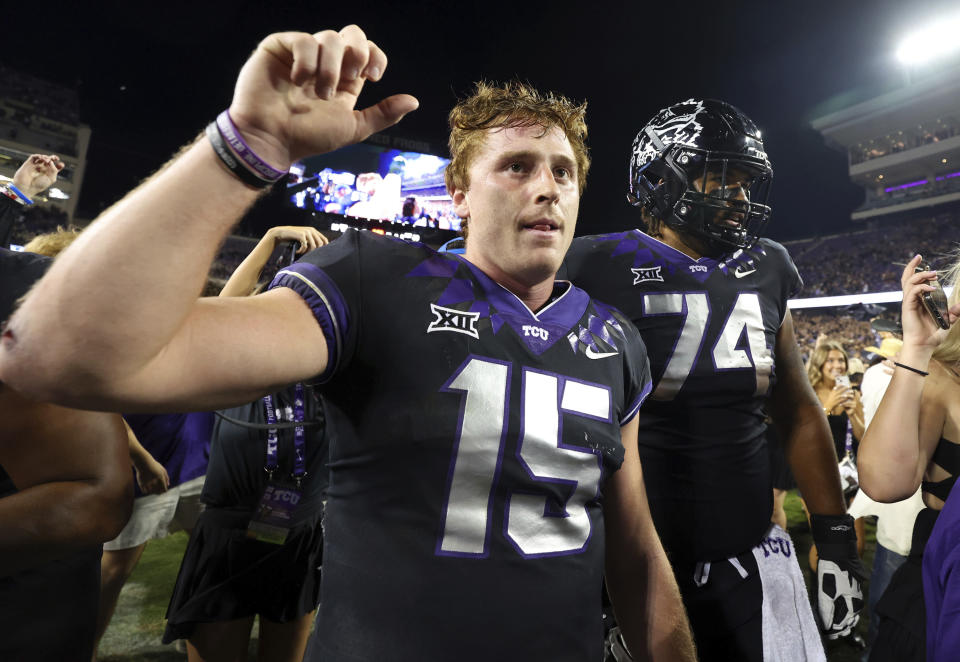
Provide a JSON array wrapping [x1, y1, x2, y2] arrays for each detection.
[[4, 0, 955, 240]]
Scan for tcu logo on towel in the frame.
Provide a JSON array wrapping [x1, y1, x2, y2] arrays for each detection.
[[631, 266, 664, 284], [522, 325, 549, 341], [427, 303, 480, 339], [758, 535, 792, 558]]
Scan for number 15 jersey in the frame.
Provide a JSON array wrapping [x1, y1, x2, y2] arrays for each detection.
[[562, 230, 802, 562], [269, 231, 651, 661]]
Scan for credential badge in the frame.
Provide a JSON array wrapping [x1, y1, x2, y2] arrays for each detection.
[[427, 303, 480, 339], [631, 265, 664, 284]]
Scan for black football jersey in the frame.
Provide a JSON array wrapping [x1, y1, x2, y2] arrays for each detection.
[[268, 231, 651, 662], [562, 230, 802, 562]]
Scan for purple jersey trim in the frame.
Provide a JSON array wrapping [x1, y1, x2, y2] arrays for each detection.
[[453, 255, 590, 329], [269, 263, 350, 382], [622, 379, 652, 425]]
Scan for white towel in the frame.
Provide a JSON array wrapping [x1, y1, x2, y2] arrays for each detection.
[[753, 524, 825, 661]]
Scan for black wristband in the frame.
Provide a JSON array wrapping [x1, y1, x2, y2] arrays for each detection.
[[205, 122, 275, 189], [893, 361, 929, 377], [810, 513, 867, 580], [810, 513, 856, 544]]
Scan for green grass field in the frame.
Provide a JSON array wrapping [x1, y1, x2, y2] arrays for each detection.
[[97, 491, 874, 661]]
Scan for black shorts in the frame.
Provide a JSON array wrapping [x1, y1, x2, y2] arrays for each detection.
[[0, 546, 101, 661], [672, 525, 822, 662], [163, 505, 324, 642]]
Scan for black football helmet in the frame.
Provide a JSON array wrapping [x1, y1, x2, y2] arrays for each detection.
[[627, 98, 773, 251]]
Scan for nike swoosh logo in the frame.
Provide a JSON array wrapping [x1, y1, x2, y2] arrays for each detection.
[[734, 268, 756, 278], [585, 346, 618, 359]]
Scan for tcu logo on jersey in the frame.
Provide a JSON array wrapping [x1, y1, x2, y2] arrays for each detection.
[[427, 303, 480, 339], [631, 265, 664, 284], [688, 264, 708, 273], [522, 325, 549, 341]]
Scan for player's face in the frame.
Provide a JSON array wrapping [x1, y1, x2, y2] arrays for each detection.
[[691, 166, 752, 228], [453, 124, 579, 293], [823, 350, 847, 381]]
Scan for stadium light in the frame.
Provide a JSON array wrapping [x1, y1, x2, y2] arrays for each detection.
[[896, 12, 960, 66], [788, 287, 953, 310]]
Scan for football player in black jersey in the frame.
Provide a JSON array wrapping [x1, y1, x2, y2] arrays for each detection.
[[562, 99, 865, 661], [0, 27, 696, 662]]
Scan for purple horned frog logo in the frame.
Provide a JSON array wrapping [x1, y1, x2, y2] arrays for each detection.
[[758, 534, 792, 559]]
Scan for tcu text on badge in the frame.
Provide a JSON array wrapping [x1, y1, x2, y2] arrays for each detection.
[[264, 485, 301, 506]]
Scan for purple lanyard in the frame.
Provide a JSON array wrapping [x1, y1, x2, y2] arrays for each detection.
[[845, 418, 854, 457], [262, 383, 307, 486]]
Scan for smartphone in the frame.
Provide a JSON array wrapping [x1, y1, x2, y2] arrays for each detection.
[[835, 375, 851, 389], [917, 261, 950, 330], [276, 241, 301, 269]]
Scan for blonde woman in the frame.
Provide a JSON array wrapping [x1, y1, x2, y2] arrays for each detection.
[[859, 254, 960, 662], [804, 340, 867, 577], [807, 340, 865, 461]]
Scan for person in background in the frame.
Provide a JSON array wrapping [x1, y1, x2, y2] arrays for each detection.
[[1, 154, 64, 248], [804, 339, 867, 613], [93, 412, 213, 659], [562, 97, 858, 660], [164, 224, 328, 662], [847, 334, 924, 661], [16, 224, 218, 660], [22, 226, 81, 255], [859, 254, 960, 662], [0, 248, 131, 661]]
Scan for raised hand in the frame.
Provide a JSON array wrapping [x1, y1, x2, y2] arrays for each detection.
[[900, 255, 960, 351], [12, 154, 65, 199], [228, 26, 419, 170]]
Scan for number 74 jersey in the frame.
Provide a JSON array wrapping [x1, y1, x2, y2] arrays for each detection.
[[561, 230, 803, 561], [269, 231, 652, 661]]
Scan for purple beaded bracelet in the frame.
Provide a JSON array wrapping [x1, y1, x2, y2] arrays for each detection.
[[214, 111, 288, 183]]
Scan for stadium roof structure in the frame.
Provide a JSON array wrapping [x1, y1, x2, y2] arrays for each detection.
[[811, 61, 960, 221]]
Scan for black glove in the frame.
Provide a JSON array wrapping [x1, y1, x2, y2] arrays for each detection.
[[811, 513, 867, 639]]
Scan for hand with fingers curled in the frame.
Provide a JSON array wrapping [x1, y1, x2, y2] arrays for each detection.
[[12, 154, 65, 199], [900, 255, 960, 353], [840, 387, 860, 413], [823, 384, 852, 413], [811, 514, 866, 639], [227, 25, 419, 172], [265, 225, 328, 254], [133, 453, 171, 495]]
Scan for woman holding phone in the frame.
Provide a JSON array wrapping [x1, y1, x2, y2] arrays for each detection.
[[859, 254, 960, 662], [804, 341, 867, 581], [808, 340, 865, 461]]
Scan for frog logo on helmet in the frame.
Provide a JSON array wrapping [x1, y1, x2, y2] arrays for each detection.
[[628, 99, 772, 253]]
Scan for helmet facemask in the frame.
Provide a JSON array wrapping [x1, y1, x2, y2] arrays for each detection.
[[627, 99, 773, 253]]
